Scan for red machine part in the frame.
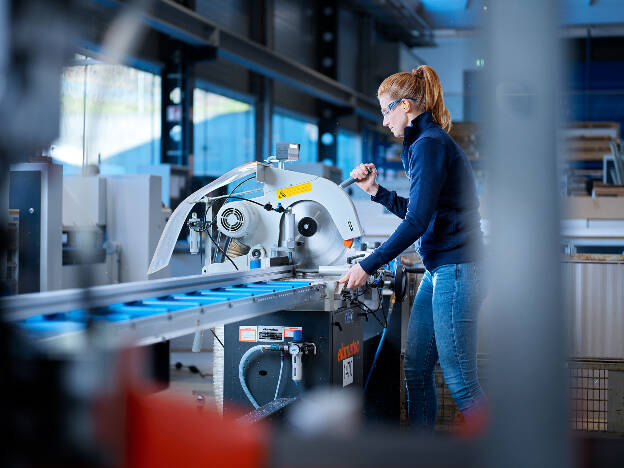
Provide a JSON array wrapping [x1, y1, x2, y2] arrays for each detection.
[[123, 389, 268, 468]]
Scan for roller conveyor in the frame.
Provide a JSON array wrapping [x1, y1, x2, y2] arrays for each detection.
[[0, 267, 325, 348]]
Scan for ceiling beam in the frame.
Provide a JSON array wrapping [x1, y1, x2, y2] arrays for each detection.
[[88, 0, 380, 121]]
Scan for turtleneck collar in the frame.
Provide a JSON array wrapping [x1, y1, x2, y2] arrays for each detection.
[[403, 110, 434, 145]]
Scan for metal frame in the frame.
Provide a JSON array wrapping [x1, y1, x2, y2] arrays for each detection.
[[160, 41, 198, 166], [1, 266, 295, 322], [346, 0, 434, 48], [38, 283, 325, 348], [90, 0, 380, 120], [316, 0, 339, 164]]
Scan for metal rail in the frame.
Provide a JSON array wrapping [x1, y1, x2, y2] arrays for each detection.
[[36, 283, 325, 348], [0, 266, 295, 322]]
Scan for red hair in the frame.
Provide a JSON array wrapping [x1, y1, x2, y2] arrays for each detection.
[[378, 65, 452, 132]]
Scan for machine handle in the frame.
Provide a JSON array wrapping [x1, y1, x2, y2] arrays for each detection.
[[339, 177, 357, 189], [339, 167, 371, 189]]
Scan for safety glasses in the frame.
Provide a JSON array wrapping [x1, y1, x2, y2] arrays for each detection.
[[381, 97, 419, 117]]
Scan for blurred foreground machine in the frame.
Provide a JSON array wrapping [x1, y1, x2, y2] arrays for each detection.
[[4, 145, 407, 422]]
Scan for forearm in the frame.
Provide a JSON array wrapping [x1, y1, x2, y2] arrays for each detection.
[[371, 185, 409, 219], [364, 183, 379, 197], [359, 218, 423, 274]]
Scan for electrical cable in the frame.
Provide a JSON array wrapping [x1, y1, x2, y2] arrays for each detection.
[[203, 175, 263, 271], [363, 295, 394, 394], [210, 175, 259, 225], [274, 353, 284, 400], [222, 175, 256, 206], [205, 229, 239, 270], [348, 287, 385, 329], [224, 196, 266, 207], [363, 327, 388, 394], [210, 328, 224, 348]]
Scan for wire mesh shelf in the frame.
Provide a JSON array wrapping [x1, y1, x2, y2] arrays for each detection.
[[428, 358, 623, 433]]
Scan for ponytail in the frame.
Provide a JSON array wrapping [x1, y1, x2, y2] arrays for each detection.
[[378, 65, 452, 132]]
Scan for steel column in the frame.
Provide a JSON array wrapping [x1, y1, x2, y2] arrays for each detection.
[[161, 41, 193, 166], [250, 0, 274, 161], [484, 1, 569, 468], [316, 1, 339, 164]]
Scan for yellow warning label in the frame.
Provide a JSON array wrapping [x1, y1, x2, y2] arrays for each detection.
[[276, 182, 312, 199]]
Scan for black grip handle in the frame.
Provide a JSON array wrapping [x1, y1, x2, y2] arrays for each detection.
[[339, 177, 357, 189], [339, 167, 371, 190]]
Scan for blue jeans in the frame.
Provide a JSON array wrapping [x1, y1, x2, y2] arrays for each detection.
[[403, 262, 486, 430]]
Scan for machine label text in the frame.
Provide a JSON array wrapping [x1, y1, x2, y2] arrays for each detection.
[[258, 325, 284, 342], [337, 339, 360, 362], [239, 326, 257, 342]]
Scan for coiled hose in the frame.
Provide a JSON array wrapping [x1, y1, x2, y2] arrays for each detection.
[[239, 346, 286, 409], [274, 353, 284, 400], [239, 345, 264, 409]]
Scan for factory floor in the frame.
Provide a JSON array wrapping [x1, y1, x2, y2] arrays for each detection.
[[167, 350, 218, 411]]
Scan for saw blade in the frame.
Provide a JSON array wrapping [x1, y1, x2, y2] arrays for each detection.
[[280, 200, 348, 269]]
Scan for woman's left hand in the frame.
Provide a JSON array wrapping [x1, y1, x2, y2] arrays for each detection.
[[338, 263, 369, 290]]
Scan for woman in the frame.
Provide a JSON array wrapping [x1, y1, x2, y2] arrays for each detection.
[[338, 65, 487, 431]]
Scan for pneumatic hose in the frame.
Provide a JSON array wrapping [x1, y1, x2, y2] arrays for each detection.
[[239, 345, 265, 409]]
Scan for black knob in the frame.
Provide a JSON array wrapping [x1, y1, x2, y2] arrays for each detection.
[[297, 217, 318, 237]]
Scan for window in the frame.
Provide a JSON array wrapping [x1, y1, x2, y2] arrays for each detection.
[[272, 111, 318, 163], [52, 56, 161, 175], [337, 129, 362, 180], [193, 87, 255, 176]]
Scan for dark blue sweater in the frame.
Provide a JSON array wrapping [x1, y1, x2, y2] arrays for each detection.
[[359, 111, 483, 274]]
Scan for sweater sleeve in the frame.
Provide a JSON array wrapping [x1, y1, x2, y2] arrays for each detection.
[[359, 138, 447, 274], [370, 185, 409, 219]]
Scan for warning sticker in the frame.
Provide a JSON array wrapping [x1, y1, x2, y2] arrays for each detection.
[[343, 356, 354, 387], [276, 182, 312, 199], [284, 326, 302, 338], [239, 326, 257, 342], [258, 326, 284, 342]]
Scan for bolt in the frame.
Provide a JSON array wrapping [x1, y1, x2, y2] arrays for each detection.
[[28, 208, 35, 214], [196, 395, 205, 408]]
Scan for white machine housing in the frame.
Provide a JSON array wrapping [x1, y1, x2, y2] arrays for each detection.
[[148, 162, 364, 276]]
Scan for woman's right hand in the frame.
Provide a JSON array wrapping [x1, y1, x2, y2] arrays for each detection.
[[350, 163, 379, 196]]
